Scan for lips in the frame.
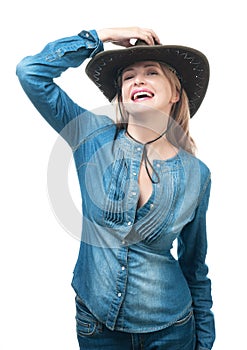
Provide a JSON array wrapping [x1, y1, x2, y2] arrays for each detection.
[[131, 89, 154, 101]]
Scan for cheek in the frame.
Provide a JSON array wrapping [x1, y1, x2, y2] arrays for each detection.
[[121, 81, 133, 101], [122, 93, 128, 103], [121, 88, 129, 102], [162, 86, 174, 103]]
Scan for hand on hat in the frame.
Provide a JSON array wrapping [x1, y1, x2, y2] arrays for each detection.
[[97, 27, 160, 47]]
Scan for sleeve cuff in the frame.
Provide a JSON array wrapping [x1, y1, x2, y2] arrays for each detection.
[[78, 29, 104, 57]]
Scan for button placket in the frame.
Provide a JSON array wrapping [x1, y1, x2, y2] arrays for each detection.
[[105, 245, 129, 330], [121, 138, 143, 233]]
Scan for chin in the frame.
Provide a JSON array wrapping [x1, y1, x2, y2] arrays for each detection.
[[125, 102, 169, 121], [125, 102, 157, 116]]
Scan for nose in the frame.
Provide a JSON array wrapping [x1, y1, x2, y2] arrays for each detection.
[[134, 74, 145, 86]]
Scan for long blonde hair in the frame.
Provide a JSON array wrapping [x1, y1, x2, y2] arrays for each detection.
[[114, 62, 196, 155]]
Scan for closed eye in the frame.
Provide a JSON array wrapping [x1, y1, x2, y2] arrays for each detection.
[[147, 70, 159, 76], [123, 74, 134, 81]]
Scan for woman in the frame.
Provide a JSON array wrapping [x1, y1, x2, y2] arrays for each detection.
[[16, 27, 215, 350]]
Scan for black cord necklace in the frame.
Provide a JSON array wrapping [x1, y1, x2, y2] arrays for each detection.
[[126, 126, 170, 184]]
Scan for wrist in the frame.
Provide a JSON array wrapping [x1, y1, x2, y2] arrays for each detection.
[[97, 28, 112, 43]]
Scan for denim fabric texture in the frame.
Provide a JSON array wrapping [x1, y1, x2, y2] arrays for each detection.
[[16, 29, 215, 350], [75, 295, 196, 350]]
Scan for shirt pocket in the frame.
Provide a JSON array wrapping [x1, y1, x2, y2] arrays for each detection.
[[174, 309, 194, 327]]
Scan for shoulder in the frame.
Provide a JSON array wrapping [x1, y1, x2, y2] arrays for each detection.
[[178, 149, 211, 190], [61, 110, 116, 150], [179, 148, 210, 173], [177, 150, 212, 211], [81, 104, 116, 132]]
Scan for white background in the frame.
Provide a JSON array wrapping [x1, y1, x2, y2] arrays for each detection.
[[1, 0, 246, 348]]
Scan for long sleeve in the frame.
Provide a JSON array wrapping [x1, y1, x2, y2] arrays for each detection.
[[16, 30, 104, 145], [177, 178, 216, 350]]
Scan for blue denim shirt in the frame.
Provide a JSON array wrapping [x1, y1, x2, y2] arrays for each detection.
[[16, 29, 215, 350]]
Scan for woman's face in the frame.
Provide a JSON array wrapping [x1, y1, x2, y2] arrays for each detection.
[[121, 61, 179, 118]]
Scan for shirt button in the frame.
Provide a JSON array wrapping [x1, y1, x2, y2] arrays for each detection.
[[127, 221, 132, 226], [150, 203, 154, 209], [133, 172, 137, 176], [121, 266, 125, 271], [117, 292, 122, 297], [121, 240, 126, 245], [136, 147, 142, 152], [157, 163, 161, 168], [132, 191, 137, 196]]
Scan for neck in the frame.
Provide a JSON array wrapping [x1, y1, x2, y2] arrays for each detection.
[[127, 114, 169, 144]]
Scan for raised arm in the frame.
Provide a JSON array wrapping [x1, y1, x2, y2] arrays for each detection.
[[16, 27, 160, 145], [16, 30, 103, 135]]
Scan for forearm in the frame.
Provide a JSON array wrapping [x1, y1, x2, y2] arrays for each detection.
[[17, 30, 102, 81], [189, 278, 215, 350], [16, 30, 103, 133], [180, 244, 215, 350]]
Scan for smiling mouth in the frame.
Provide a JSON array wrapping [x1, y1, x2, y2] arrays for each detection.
[[131, 91, 154, 101]]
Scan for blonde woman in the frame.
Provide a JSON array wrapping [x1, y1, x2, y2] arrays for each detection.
[[16, 27, 215, 350]]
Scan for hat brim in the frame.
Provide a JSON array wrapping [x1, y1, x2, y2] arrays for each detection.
[[85, 44, 210, 118]]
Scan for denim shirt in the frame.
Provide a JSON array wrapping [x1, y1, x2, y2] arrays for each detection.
[[16, 29, 215, 350]]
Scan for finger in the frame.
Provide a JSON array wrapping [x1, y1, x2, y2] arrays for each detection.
[[150, 30, 161, 45], [142, 28, 161, 45], [136, 32, 155, 45]]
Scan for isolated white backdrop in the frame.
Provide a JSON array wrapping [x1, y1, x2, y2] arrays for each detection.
[[1, 0, 246, 349]]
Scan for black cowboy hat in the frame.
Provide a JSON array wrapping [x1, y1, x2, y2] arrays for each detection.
[[85, 40, 210, 118]]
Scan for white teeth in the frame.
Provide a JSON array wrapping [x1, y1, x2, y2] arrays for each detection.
[[133, 91, 153, 100]]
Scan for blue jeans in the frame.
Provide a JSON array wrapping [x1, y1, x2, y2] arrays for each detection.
[[75, 296, 196, 350]]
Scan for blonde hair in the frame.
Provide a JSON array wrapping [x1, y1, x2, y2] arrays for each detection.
[[114, 62, 196, 155]]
